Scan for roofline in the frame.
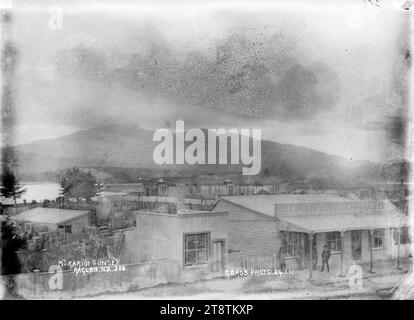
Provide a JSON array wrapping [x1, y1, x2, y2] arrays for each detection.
[[177, 210, 228, 218], [278, 220, 309, 233], [58, 211, 89, 224], [113, 226, 136, 233], [134, 210, 228, 218], [278, 217, 408, 233], [279, 225, 408, 234], [213, 198, 278, 221], [11, 210, 89, 225], [11, 219, 59, 226]]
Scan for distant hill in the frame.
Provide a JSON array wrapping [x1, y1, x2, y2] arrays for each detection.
[[11, 124, 381, 183]]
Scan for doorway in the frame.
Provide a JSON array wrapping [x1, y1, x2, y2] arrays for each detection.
[[351, 231, 362, 261], [213, 240, 225, 272], [304, 233, 317, 259]]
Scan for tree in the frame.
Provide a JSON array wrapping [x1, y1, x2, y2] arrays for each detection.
[[60, 167, 98, 201], [1, 146, 26, 208], [0, 169, 26, 206], [1, 219, 26, 298]]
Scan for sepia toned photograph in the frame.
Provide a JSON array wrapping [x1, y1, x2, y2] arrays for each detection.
[[0, 0, 413, 303]]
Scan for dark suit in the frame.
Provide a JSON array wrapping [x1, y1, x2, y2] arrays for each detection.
[[321, 247, 331, 272]]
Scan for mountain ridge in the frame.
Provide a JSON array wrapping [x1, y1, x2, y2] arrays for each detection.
[[11, 124, 381, 182]]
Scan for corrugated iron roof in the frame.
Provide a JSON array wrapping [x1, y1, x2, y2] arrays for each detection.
[[10, 207, 89, 225], [217, 194, 352, 217], [215, 195, 407, 232], [280, 212, 407, 233]]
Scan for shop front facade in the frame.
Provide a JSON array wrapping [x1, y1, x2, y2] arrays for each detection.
[[211, 195, 410, 278]]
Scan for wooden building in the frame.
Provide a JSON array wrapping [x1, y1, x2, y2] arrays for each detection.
[[211, 194, 409, 279], [115, 209, 228, 277], [10, 207, 90, 235]]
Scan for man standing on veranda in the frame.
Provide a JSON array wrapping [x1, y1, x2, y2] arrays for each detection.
[[321, 244, 331, 273]]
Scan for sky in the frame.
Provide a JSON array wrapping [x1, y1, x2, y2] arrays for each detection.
[[2, 0, 411, 163]]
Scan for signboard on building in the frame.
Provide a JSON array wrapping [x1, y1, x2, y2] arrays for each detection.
[[275, 200, 385, 217]]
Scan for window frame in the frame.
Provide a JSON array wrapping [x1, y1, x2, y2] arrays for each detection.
[[372, 229, 384, 249], [394, 226, 411, 245], [400, 226, 411, 245], [183, 232, 210, 267], [280, 231, 301, 257], [326, 231, 342, 253]]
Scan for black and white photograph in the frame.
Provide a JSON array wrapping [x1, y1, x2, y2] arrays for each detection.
[[0, 0, 413, 303]]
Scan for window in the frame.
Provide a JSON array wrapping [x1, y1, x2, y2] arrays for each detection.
[[326, 232, 341, 252], [64, 225, 72, 234], [184, 233, 209, 266], [394, 227, 411, 245], [373, 229, 384, 249], [281, 232, 300, 257], [400, 227, 411, 244]]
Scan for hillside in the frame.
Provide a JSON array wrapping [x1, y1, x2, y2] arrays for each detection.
[[11, 124, 381, 182]]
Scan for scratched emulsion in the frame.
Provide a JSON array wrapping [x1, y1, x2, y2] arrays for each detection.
[[381, 15, 411, 184], [53, 13, 340, 122], [385, 16, 411, 159], [1, 10, 16, 151], [1, 9, 19, 188], [1, 9, 26, 297], [0, 2, 413, 300], [41, 7, 410, 164]]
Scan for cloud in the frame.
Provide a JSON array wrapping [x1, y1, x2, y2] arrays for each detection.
[[50, 23, 341, 123], [273, 63, 340, 121], [54, 44, 108, 81], [10, 7, 409, 161]]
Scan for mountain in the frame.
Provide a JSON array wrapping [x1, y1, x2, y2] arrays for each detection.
[[11, 124, 381, 182]]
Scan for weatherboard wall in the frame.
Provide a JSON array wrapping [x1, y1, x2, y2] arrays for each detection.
[[118, 211, 228, 272], [212, 200, 278, 257]]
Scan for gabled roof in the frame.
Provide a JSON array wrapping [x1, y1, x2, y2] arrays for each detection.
[[213, 195, 407, 232], [280, 211, 407, 233], [11, 207, 89, 225], [98, 195, 177, 203], [99, 183, 145, 193], [194, 175, 282, 185], [215, 194, 352, 217]]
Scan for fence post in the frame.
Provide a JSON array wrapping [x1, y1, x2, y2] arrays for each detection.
[[73, 272, 77, 298], [33, 270, 39, 298], [42, 272, 46, 300]]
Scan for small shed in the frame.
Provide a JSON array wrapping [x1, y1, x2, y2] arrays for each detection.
[[10, 207, 90, 235], [116, 209, 228, 274]]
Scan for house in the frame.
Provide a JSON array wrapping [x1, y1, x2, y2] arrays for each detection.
[[10, 207, 90, 235], [187, 176, 280, 199], [95, 194, 178, 220], [97, 183, 145, 197], [115, 209, 228, 276], [211, 194, 410, 279]]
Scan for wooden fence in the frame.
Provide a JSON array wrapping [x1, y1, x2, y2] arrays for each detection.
[[1, 259, 181, 299], [96, 200, 177, 218], [227, 253, 277, 271]]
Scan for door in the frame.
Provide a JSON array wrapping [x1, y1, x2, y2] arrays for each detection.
[[213, 240, 225, 272], [351, 231, 362, 261], [304, 234, 317, 259]]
